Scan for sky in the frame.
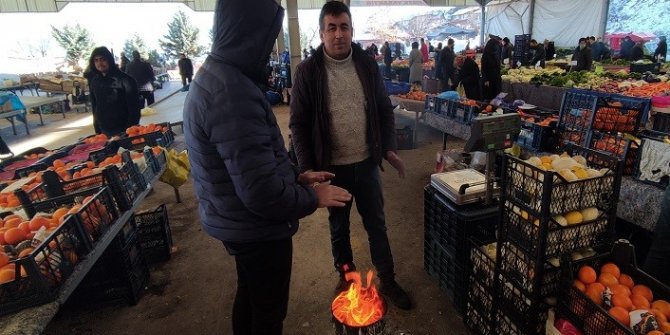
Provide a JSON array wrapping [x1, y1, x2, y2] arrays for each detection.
[[0, 4, 448, 74]]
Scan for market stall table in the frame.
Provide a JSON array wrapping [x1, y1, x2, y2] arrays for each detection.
[[501, 81, 567, 111], [0, 83, 39, 96], [389, 95, 426, 145], [20, 95, 67, 124], [423, 111, 472, 145], [0, 92, 29, 135], [0, 164, 166, 335]]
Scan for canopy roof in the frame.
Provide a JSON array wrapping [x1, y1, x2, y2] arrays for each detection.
[[0, 0, 486, 13]]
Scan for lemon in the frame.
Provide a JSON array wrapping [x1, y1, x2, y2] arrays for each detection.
[[554, 215, 568, 227], [581, 207, 599, 221], [565, 211, 583, 225], [573, 168, 589, 179]]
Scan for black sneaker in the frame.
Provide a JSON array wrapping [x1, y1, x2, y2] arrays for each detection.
[[379, 279, 412, 310]]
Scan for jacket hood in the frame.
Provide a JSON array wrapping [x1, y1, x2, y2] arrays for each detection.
[[210, 0, 284, 84]]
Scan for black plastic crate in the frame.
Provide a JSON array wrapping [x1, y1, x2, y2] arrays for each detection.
[[18, 187, 120, 250], [0, 213, 91, 316], [494, 308, 548, 335], [566, 89, 651, 132], [557, 92, 598, 148], [497, 240, 561, 298], [633, 134, 670, 189], [115, 123, 174, 151], [495, 271, 550, 335], [465, 278, 494, 335], [502, 145, 622, 218], [424, 186, 499, 265], [517, 121, 557, 152], [134, 204, 172, 264], [556, 242, 670, 335], [630, 62, 661, 74], [502, 200, 612, 259], [438, 99, 479, 124], [652, 112, 670, 134], [470, 239, 497, 289], [152, 148, 167, 174], [424, 234, 466, 314], [588, 131, 639, 176], [396, 126, 414, 150], [424, 95, 438, 114]]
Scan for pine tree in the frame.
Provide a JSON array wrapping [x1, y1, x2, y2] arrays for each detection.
[[159, 10, 206, 60], [123, 33, 149, 59], [147, 50, 166, 68], [51, 24, 95, 66]]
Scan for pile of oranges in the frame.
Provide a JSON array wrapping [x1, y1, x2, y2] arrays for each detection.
[[82, 133, 109, 145], [22, 151, 54, 160], [125, 124, 169, 137], [575, 263, 670, 334], [397, 91, 428, 101]]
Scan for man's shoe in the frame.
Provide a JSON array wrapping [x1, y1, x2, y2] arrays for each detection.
[[379, 279, 412, 310]]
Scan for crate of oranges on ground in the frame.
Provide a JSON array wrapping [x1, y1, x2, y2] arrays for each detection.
[[116, 123, 174, 151], [557, 240, 670, 335], [0, 187, 119, 316]]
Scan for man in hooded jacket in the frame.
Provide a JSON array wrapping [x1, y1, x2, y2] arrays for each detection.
[[85, 47, 141, 136], [182, 1, 351, 334]]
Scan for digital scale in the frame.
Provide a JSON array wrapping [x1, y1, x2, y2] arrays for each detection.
[[431, 113, 521, 205]]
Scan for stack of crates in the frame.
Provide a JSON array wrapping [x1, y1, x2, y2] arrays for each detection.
[[488, 144, 622, 334], [423, 186, 498, 314]]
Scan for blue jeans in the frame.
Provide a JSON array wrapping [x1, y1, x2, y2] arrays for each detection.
[[643, 185, 670, 286], [328, 158, 395, 280]]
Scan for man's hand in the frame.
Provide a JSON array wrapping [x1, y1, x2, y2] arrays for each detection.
[[313, 182, 352, 208], [298, 171, 335, 185], [386, 151, 406, 179]]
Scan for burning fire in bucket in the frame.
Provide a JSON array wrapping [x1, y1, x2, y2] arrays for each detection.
[[332, 270, 386, 329]]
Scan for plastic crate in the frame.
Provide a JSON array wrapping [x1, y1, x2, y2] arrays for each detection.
[[557, 92, 598, 148], [652, 112, 670, 134], [134, 204, 172, 264], [0, 213, 91, 316], [68, 233, 149, 307], [633, 134, 670, 189], [470, 239, 497, 289], [497, 240, 561, 298], [630, 62, 661, 74], [115, 123, 174, 150], [502, 200, 612, 260], [424, 186, 498, 265], [569, 89, 651, 132], [424, 234, 466, 314], [588, 131, 639, 176], [502, 145, 622, 218], [152, 149, 167, 174], [19, 187, 120, 250], [384, 80, 411, 95], [396, 126, 414, 150], [517, 121, 557, 152], [495, 271, 551, 335], [556, 242, 670, 335], [438, 99, 479, 124], [465, 278, 494, 335], [424, 95, 438, 114]]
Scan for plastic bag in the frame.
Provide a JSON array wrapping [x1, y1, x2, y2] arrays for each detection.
[[160, 149, 190, 188], [456, 82, 465, 97]]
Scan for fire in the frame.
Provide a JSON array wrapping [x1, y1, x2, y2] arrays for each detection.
[[331, 270, 385, 327]]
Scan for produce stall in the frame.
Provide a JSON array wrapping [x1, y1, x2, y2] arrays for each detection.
[[0, 124, 175, 335]]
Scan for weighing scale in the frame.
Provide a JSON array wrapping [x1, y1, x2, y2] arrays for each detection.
[[431, 113, 521, 205]]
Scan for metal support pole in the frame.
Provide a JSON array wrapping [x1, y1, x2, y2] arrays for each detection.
[[528, 0, 536, 38], [276, 0, 286, 54], [599, 0, 611, 39], [480, 4, 486, 46], [286, 0, 301, 84]]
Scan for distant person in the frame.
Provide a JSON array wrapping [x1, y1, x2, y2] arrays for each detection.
[[281, 48, 290, 64], [177, 53, 194, 90], [420, 38, 429, 63], [457, 51, 481, 100], [589, 36, 605, 61], [428, 41, 434, 53], [183, 1, 352, 334], [529, 39, 546, 68], [501, 37, 513, 64], [620, 36, 635, 60], [465, 40, 471, 51], [119, 52, 130, 72], [395, 42, 403, 60], [572, 38, 592, 72], [85, 47, 141, 136], [545, 40, 556, 61], [654, 36, 667, 62], [481, 38, 502, 99], [125, 50, 156, 107], [436, 38, 456, 91], [408, 41, 423, 86], [383, 41, 393, 78], [631, 41, 645, 61]]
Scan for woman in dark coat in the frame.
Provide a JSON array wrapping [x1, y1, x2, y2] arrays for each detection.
[[481, 38, 502, 100], [457, 55, 481, 100]]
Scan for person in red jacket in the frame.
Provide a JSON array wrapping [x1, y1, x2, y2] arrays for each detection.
[[420, 37, 429, 63]]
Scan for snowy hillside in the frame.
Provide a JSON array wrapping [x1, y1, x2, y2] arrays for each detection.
[[607, 0, 670, 35]]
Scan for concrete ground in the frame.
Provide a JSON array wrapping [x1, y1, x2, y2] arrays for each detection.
[[9, 85, 472, 335]]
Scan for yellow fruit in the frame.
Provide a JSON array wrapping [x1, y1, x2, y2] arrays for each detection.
[[527, 156, 542, 167], [554, 215, 569, 227], [586, 168, 602, 178], [573, 155, 587, 165], [581, 207, 599, 221], [559, 169, 579, 182], [540, 156, 553, 164], [565, 211, 584, 225], [521, 210, 529, 220], [573, 168, 589, 179], [541, 162, 553, 171]]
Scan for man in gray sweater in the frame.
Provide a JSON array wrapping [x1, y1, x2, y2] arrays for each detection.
[[289, 1, 411, 310]]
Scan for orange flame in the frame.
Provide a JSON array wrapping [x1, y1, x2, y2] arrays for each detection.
[[331, 270, 385, 327]]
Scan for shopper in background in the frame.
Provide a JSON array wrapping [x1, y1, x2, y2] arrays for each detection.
[[125, 50, 156, 107], [289, 1, 412, 311], [408, 41, 423, 88], [457, 51, 481, 100], [433, 42, 443, 78], [620, 36, 635, 60], [119, 52, 130, 72], [85, 47, 141, 136], [529, 39, 546, 68], [420, 38, 429, 63], [183, 1, 351, 334], [654, 36, 667, 62], [545, 40, 556, 61], [501, 37, 513, 65], [395, 42, 403, 60], [643, 185, 670, 287], [631, 40, 645, 61], [571, 38, 593, 72], [589, 36, 604, 61], [481, 38, 502, 100], [177, 53, 194, 91], [436, 38, 456, 91]]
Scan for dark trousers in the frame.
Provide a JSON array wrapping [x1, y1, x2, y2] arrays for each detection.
[[328, 158, 395, 280], [643, 185, 670, 286], [181, 74, 193, 87], [223, 238, 293, 335], [139, 91, 155, 107]]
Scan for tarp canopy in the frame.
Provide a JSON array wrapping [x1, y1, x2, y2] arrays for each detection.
[[484, 0, 608, 48]]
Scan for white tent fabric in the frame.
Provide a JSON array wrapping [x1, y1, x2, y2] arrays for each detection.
[[485, 0, 606, 47]]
